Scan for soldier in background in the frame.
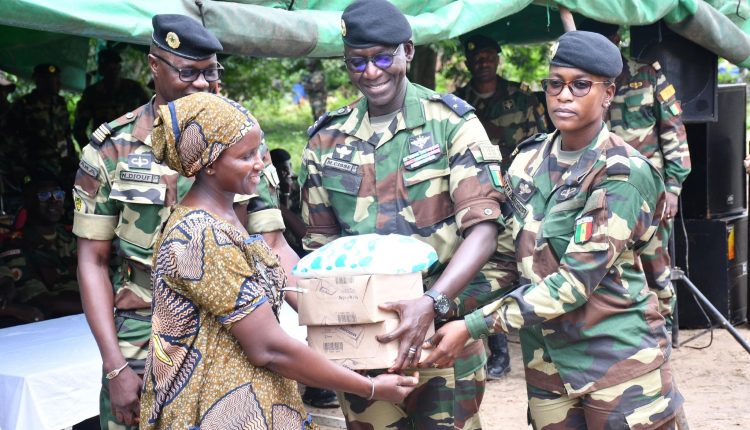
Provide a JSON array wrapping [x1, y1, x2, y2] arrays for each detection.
[[303, 58, 327, 122], [0, 71, 14, 119], [581, 20, 691, 329], [5, 64, 74, 181], [73, 49, 149, 148], [300, 1, 509, 428], [453, 34, 548, 381], [453, 35, 547, 172], [0, 174, 82, 319]]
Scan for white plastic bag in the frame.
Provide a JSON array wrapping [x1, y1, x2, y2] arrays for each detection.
[[292, 234, 438, 278]]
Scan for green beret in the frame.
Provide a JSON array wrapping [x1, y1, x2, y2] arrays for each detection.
[[151, 14, 223, 60], [550, 31, 622, 79], [463, 34, 500, 57], [33, 64, 60, 77], [341, 0, 412, 49]]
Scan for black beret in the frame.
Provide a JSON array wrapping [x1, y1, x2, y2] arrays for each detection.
[[152, 14, 223, 60], [341, 0, 412, 48], [97, 49, 122, 65], [578, 19, 620, 38], [463, 34, 500, 57], [33, 64, 60, 76], [550, 31, 623, 79]]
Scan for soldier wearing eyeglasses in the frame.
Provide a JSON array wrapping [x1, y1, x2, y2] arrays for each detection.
[[580, 20, 691, 335], [299, 1, 510, 428], [72, 14, 300, 429], [0, 174, 81, 321], [423, 31, 683, 429]]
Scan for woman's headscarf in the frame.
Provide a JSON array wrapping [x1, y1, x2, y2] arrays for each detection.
[[152, 92, 258, 177]]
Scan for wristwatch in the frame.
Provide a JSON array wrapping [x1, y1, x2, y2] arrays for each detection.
[[424, 290, 452, 319]]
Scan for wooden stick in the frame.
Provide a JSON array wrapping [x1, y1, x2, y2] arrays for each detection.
[[559, 6, 576, 32]]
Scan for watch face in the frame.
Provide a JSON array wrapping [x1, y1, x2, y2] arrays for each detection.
[[434, 294, 451, 316]]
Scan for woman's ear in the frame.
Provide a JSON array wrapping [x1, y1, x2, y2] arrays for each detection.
[[205, 164, 215, 175], [603, 82, 616, 108]]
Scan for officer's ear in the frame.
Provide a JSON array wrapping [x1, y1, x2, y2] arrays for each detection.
[[403, 41, 415, 63], [148, 53, 159, 78], [603, 81, 616, 108]]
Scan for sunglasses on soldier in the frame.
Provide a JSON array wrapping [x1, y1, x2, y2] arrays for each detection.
[[37, 190, 65, 202], [344, 45, 401, 73], [152, 53, 223, 83], [541, 78, 612, 97]]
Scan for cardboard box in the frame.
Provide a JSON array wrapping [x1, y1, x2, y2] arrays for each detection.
[[307, 319, 435, 370], [297, 272, 424, 326]]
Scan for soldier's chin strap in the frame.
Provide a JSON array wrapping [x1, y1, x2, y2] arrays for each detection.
[[195, 0, 206, 27]]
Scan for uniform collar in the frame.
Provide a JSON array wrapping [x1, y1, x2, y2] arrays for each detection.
[[132, 97, 156, 145]]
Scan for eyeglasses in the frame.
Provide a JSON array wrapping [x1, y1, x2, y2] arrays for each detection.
[[541, 78, 612, 97], [344, 45, 401, 73], [37, 190, 65, 202], [152, 53, 223, 82]]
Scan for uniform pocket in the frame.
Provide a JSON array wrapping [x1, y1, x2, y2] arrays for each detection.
[[402, 161, 453, 228], [110, 180, 168, 249]]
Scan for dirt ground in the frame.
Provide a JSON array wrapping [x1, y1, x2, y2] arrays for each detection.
[[311, 325, 750, 429]]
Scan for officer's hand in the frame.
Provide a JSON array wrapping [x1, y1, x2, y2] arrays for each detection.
[[377, 297, 435, 372], [665, 192, 679, 220], [419, 320, 471, 369], [371, 372, 420, 403], [109, 366, 142, 426]]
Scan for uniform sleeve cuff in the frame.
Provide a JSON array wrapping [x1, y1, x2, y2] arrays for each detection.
[[247, 208, 285, 234], [72, 213, 117, 240], [455, 197, 504, 234], [465, 309, 492, 340], [666, 185, 682, 196]]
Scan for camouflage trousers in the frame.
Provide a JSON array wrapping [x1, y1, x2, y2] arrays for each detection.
[[338, 342, 486, 430], [528, 363, 683, 430], [99, 312, 150, 430], [641, 218, 677, 331]]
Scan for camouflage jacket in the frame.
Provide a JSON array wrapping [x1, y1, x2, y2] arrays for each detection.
[[465, 126, 671, 397], [606, 57, 691, 195], [4, 89, 72, 175], [454, 76, 547, 171], [72, 99, 282, 310], [0, 224, 77, 303], [73, 78, 149, 146], [300, 81, 507, 317]]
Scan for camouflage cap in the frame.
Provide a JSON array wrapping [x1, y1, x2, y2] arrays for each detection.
[[151, 14, 223, 60], [551, 31, 622, 79], [341, 0, 412, 48], [32, 63, 60, 77], [463, 34, 500, 57]]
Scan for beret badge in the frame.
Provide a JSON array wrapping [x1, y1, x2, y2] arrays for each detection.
[[48, 65, 56, 73], [340, 19, 347, 37], [166, 32, 181, 49], [467, 42, 476, 51], [549, 41, 559, 61]]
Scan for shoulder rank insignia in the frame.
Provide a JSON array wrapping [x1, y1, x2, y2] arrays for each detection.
[[629, 81, 643, 89], [659, 84, 676, 102], [90, 123, 113, 147], [606, 146, 631, 177], [511, 133, 547, 158], [307, 105, 353, 138], [436, 93, 475, 117]]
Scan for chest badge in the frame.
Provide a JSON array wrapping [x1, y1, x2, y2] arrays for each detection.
[[503, 99, 515, 111], [128, 153, 153, 170], [558, 186, 579, 201], [333, 144, 354, 162], [403, 133, 442, 170], [408, 132, 433, 153], [629, 81, 644, 89], [574, 216, 594, 244]]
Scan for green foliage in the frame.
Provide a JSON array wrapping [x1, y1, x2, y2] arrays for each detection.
[[499, 43, 551, 88]]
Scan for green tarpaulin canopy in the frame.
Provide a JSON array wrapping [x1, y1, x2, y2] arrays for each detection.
[[1, 0, 749, 90]]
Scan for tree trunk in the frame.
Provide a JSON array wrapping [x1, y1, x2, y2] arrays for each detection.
[[408, 45, 437, 90]]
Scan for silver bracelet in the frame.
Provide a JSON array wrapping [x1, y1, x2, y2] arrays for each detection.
[[366, 375, 375, 400]]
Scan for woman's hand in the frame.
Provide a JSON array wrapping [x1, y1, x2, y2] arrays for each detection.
[[419, 320, 472, 369], [371, 372, 420, 403]]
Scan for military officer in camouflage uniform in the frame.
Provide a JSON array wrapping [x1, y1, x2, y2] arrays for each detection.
[[581, 21, 691, 330], [300, 1, 509, 428], [73, 49, 150, 148], [4, 64, 74, 182], [0, 175, 82, 318], [454, 35, 548, 172], [73, 15, 298, 429], [424, 31, 683, 429], [454, 33, 549, 380]]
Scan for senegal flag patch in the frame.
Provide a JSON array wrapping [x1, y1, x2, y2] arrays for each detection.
[[488, 164, 504, 188], [669, 101, 682, 116], [574, 216, 594, 244]]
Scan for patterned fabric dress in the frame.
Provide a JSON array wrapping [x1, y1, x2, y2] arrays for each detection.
[[141, 205, 310, 429]]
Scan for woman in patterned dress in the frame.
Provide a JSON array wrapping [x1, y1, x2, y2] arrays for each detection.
[[140, 93, 417, 429]]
